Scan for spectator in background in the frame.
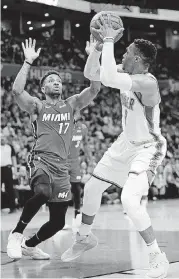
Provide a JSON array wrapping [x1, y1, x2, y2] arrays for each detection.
[[3, 122, 16, 138], [102, 184, 121, 205], [175, 157, 179, 196], [1, 134, 17, 213], [151, 165, 166, 200], [81, 161, 91, 185], [163, 157, 179, 198]]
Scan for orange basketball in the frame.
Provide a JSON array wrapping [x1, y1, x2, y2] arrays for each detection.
[[90, 11, 123, 43]]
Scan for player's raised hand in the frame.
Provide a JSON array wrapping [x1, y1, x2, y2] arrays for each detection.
[[85, 34, 103, 56], [92, 14, 124, 41], [22, 38, 41, 64]]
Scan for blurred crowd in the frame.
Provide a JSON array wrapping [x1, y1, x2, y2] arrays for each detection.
[[1, 29, 86, 71], [1, 28, 179, 79], [1, 28, 179, 210]]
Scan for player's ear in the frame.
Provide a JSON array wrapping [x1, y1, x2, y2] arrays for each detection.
[[135, 56, 141, 62], [41, 86, 45, 93]]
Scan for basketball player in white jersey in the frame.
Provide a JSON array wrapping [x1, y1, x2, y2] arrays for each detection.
[[61, 15, 169, 278]]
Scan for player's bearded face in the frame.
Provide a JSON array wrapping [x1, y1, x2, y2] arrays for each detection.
[[43, 74, 62, 97], [122, 44, 136, 74]]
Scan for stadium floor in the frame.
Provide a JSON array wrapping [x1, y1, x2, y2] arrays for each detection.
[[1, 199, 179, 278]]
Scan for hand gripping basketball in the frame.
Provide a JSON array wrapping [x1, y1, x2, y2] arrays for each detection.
[[91, 14, 124, 42]]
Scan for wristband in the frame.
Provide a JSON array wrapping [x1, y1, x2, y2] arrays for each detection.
[[103, 37, 114, 43], [94, 48, 102, 54], [25, 60, 32, 66]]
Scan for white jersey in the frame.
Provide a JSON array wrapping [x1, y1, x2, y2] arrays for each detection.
[[120, 73, 161, 143]]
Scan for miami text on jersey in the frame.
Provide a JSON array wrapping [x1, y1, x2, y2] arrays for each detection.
[[42, 113, 71, 122]]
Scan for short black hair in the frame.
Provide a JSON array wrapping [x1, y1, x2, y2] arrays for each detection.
[[134, 39, 157, 66], [40, 70, 62, 88]]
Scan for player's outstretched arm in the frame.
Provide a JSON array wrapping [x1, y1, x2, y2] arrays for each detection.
[[67, 81, 101, 111], [13, 38, 42, 115], [84, 35, 102, 81], [100, 37, 133, 91], [93, 15, 131, 91]]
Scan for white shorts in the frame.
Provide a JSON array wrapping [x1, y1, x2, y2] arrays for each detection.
[[93, 133, 167, 188]]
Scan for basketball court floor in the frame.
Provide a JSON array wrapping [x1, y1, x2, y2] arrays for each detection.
[[1, 199, 179, 278]]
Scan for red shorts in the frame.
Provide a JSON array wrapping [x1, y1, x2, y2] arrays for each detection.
[[30, 154, 71, 202]]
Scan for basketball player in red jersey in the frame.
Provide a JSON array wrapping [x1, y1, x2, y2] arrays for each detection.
[[7, 38, 100, 260], [61, 16, 169, 278], [68, 113, 93, 231]]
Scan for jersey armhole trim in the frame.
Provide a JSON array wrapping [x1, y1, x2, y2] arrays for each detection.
[[132, 91, 144, 107], [65, 100, 75, 116]]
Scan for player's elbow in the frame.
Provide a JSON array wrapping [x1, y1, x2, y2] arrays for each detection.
[[84, 67, 100, 82], [12, 87, 18, 95], [90, 81, 101, 95], [100, 69, 113, 87], [12, 84, 22, 96], [84, 65, 91, 80]]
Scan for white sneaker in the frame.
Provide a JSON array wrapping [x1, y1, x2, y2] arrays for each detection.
[[61, 232, 98, 262], [72, 214, 82, 233], [7, 231, 23, 260], [21, 238, 50, 260], [146, 252, 169, 279]]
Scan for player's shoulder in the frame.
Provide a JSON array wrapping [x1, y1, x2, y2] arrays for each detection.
[[146, 72, 157, 81], [41, 99, 46, 105], [37, 99, 47, 110], [64, 97, 75, 112], [131, 73, 160, 106], [131, 73, 157, 83], [131, 73, 158, 93], [30, 96, 43, 115], [144, 73, 158, 87], [31, 95, 42, 102]]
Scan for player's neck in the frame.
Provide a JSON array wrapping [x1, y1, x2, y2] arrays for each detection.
[[46, 95, 62, 105], [131, 65, 148, 75]]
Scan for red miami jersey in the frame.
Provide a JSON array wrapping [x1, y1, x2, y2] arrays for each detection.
[[31, 100, 74, 160]]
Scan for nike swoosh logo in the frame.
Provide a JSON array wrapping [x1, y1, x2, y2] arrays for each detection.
[[59, 104, 66, 108], [144, 144, 153, 148]]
